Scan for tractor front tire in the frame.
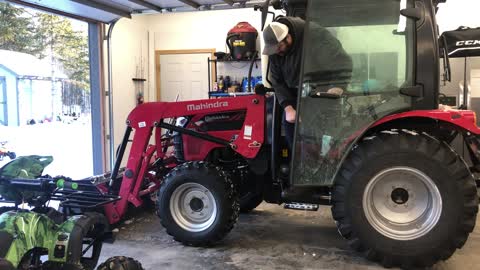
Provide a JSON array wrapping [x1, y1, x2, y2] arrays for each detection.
[[332, 130, 478, 268], [96, 256, 144, 270], [156, 161, 239, 246]]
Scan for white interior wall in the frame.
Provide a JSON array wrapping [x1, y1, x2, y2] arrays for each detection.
[[107, 8, 268, 168], [105, 15, 149, 167], [146, 8, 266, 99], [437, 0, 480, 33]]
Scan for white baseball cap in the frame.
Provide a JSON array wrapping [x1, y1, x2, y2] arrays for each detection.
[[262, 22, 289, 55]]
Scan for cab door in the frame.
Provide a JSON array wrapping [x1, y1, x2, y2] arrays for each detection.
[[291, 0, 416, 186]]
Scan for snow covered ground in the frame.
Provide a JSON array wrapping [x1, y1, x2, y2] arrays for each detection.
[[0, 120, 93, 179]]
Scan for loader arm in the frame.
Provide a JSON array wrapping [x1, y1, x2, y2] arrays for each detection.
[[105, 95, 265, 224]]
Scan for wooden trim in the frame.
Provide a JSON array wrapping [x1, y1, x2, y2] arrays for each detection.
[[155, 49, 216, 101]]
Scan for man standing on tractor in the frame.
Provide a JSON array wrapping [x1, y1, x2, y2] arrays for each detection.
[[262, 17, 352, 148]]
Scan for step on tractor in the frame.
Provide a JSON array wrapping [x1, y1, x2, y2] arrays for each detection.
[[1, 0, 480, 269]]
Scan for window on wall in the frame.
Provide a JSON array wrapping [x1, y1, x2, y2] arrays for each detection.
[[0, 2, 93, 179]]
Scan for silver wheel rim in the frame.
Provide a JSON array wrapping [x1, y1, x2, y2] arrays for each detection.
[[362, 166, 442, 240], [170, 182, 217, 232]]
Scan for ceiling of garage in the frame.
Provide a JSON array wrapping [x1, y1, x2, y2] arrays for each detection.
[[3, 0, 266, 24]]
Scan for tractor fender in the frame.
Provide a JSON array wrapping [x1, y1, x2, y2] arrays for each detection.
[[371, 109, 480, 134], [331, 110, 479, 186]]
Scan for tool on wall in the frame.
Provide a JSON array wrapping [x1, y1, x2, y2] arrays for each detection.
[[133, 56, 146, 105]]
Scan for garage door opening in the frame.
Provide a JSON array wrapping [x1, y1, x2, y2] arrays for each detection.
[[0, 2, 93, 179]]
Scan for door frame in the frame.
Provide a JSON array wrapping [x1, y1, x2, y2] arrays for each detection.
[[155, 49, 216, 101], [0, 76, 7, 126]]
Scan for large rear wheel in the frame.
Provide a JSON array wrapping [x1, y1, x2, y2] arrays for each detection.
[[332, 130, 478, 268], [156, 161, 239, 246]]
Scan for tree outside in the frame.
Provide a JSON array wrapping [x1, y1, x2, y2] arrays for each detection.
[[0, 3, 93, 179], [0, 2, 90, 117]]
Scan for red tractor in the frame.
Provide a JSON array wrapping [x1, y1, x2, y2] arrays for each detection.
[[104, 0, 479, 268], [4, 0, 474, 269]]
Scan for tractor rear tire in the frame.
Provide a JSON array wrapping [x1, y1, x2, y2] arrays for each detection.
[[156, 161, 239, 246], [331, 130, 478, 268], [96, 256, 144, 270]]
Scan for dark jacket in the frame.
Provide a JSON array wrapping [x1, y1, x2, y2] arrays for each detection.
[[269, 17, 352, 108], [269, 17, 305, 109]]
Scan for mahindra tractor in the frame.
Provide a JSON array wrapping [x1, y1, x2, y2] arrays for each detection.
[[1, 0, 479, 269]]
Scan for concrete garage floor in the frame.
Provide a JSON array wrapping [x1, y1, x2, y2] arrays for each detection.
[[99, 203, 480, 270]]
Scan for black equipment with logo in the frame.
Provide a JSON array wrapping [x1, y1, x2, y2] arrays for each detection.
[[440, 26, 480, 58]]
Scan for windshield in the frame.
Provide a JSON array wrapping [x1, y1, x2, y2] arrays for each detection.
[[292, 0, 415, 186]]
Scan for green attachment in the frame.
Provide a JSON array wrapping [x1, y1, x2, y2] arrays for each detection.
[[0, 156, 54, 203], [71, 182, 78, 190], [56, 178, 65, 188], [56, 179, 79, 190], [0, 155, 53, 179]]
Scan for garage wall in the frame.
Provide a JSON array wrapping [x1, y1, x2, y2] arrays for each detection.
[[145, 8, 267, 101], [437, 0, 480, 34], [105, 15, 149, 167], [107, 8, 271, 167]]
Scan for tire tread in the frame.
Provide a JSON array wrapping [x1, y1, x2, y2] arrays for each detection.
[[331, 130, 478, 268]]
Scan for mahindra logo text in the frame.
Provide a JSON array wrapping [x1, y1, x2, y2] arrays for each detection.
[[187, 101, 229, 111], [456, 40, 480, 46]]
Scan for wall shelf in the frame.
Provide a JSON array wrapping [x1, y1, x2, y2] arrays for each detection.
[[209, 92, 256, 97], [207, 55, 261, 98], [208, 58, 261, 63]]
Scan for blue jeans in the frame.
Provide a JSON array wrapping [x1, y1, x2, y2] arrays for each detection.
[[282, 111, 295, 151]]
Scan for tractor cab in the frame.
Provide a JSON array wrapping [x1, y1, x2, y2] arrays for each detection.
[[260, 0, 444, 201], [293, 0, 416, 186]]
